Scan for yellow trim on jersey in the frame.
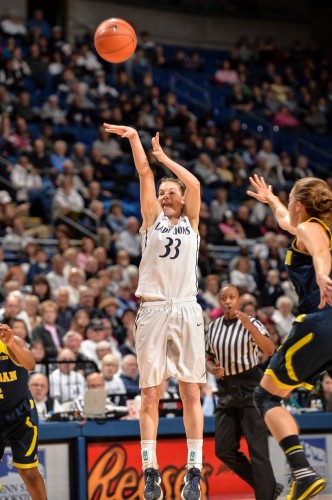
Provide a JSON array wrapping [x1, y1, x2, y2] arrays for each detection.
[[24, 416, 38, 457], [285, 250, 292, 265], [295, 314, 306, 322], [13, 460, 39, 469], [29, 398, 35, 409], [0, 340, 22, 367], [285, 333, 314, 382], [291, 217, 332, 255], [265, 369, 314, 391]]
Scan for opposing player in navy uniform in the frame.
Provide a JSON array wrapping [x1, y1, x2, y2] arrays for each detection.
[[0, 322, 47, 499], [206, 284, 283, 500], [104, 124, 205, 500], [248, 175, 332, 500]]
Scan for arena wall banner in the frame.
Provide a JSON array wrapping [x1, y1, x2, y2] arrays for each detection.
[[269, 434, 332, 494], [0, 444, 70, 500], [87, 437, 253, 499]]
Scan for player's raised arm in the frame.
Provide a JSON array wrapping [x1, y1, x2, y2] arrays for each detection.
[[247, 174, 296, 235], [151, 132, 201, 228], [0, 324, 36, 371], [103, 123, 161, 227]]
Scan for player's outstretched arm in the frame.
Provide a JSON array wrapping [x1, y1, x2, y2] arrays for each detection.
[[0, 324, 36, 371], [152, 132, 201, 223], [247, 174, 296, 235], [103, 123, 160, 227]]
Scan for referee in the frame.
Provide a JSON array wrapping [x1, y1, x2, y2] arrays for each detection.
[[206, 284, 283, 500]]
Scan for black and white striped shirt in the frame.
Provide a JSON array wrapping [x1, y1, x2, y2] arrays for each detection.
[[205, 316, 269, 376]]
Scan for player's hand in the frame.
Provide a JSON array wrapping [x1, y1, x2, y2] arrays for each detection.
[[151, 132, 166, 162], [247, 174, 275, 204], [235, 310, 252, 329], [317, 275, 332, 309], [213, 360, 225, 378], [0, 324, 14, 348], [103, 123, 137, 139]]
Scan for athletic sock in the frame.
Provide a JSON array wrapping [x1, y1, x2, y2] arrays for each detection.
[[279, 435, 315, 480], [141, 440, 158, 470], [186, 439, 203, 471]]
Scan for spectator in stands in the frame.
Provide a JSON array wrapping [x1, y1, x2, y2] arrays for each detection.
[[70, 142, 90, 171], [62, 329, 97, 376], [119, 354, 140, 397], [115, 216, 141, 266], [101, 354, 126, 398], [53, 287, 72, 332], [49, 348, 86, 404], [63, 247, 79, 277], [293, 155, 314, 180], [40, 94, 67, 125], [0, 11, 27, 36], [26, 43, 49, 90], [76, 285, 103, 319], [65, 267, 85, 307], [229, 256, 257, 295], [27, 9, 52, 39], [23, 294, 41, 332], [257, 139, 282, 171], [214, 59, 239, 85], [32, 300, 65, 359], [306, 372, 332, 412], [271, 296, 296, 343], [258, 270, 284, 312], [9, 317, 31, 346], [77, 236, 95, 270], [71, 372, 127, 417], [50, 140, 70, 175], [106, 200, 128, 235], [46, 255, 67, 295], [118, 310, 136, 356], [273, 105, 300, 129], [95, 340, 112, 369], [69, 308, 90, 338], [26, 247, 51, 286], [192, 153, 220, 186], [79, 318, 107, 365], [92, 126, 124, 161], [52, 175, 85, 222], [31, 274, 52, 303], [1, 215, 34, 252], [201, 274, 220, 310], [11, 155, 43, 209], [28, 373, 54, 421], [0, 291, 30, 328], [27, 138, 52, 176], [218, 210, 246, 244]]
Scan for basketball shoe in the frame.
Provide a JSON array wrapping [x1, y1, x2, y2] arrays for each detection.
[[181, 466, 203, 500], [286, 469, 326, 500], [143, 468, 163, 500]]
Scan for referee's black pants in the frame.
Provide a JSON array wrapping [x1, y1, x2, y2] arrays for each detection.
[[214, 370, 277, 500]]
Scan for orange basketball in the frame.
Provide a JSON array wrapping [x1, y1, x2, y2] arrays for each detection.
[[94, 18, 137, 63]]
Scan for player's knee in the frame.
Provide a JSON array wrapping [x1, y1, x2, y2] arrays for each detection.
[[19, 466, 42, 485], [253, 386, 282, 418]]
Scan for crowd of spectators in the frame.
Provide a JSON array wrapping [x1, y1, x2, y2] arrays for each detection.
[[0, 9, 332, 415]]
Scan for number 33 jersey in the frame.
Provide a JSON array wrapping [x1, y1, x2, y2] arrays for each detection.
[[136, 212, 200, 301]]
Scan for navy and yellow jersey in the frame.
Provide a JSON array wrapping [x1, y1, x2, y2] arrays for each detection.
[[284, 217, 332, 314], [266, 308, 332, 391], [0, 340, 29, 410]]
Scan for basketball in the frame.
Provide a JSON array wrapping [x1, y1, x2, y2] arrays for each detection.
[[94, 18, 137, 63]]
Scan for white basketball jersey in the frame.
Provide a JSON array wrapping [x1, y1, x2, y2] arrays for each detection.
[[136, 212, 200, 300]]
